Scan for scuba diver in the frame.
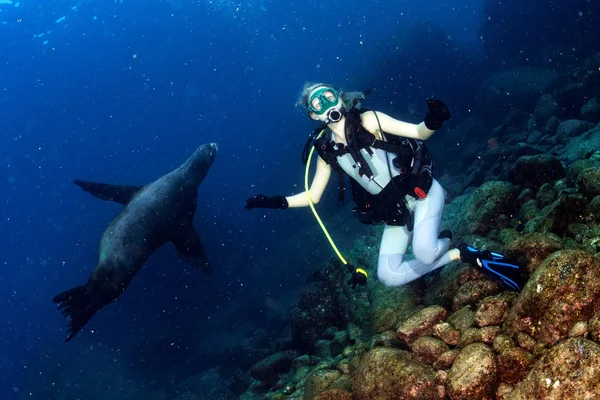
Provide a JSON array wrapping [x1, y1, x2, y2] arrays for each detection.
[[245, 83, 524, 291]]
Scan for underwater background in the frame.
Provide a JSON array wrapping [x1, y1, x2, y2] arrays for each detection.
[[1, 0, 600, 399]]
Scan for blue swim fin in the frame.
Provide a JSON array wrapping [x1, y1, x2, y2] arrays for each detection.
[[458, 243, 524, 292]]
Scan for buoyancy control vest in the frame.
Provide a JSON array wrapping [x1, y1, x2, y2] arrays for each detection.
[[302, 108, 433, 230]]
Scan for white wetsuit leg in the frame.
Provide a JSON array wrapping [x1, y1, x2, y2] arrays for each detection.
[[377, 179, 453, 287]]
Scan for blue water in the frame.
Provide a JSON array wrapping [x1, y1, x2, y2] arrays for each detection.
[[1, 0, 595, 398]]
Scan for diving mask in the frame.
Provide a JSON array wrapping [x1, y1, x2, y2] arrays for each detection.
[[308, 87, 343, 123]]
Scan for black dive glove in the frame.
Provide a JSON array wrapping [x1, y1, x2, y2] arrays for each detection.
[[347, 267, 368, 288], [424, 99, 451, 130], [245, 194, 289, 210]]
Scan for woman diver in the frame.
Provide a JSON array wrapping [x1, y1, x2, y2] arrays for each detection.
[[245, 83, 523, 291]]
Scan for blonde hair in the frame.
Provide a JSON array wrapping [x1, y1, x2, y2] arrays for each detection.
[[296, 82, 368, 114]]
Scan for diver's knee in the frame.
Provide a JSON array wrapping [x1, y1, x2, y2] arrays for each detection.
[[377, 255, 408, 287], [377, 267, 404, 287], [413, 248, 437, 265]]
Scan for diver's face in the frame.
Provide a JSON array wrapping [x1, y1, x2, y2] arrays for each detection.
[[308, 86, 343, 123], [308, 87, 340, 115]]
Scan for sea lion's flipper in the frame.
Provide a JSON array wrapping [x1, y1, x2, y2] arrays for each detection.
[[74, 180, 143, 205], [52, 285, 97, 342], [172, 226, 213, 276]]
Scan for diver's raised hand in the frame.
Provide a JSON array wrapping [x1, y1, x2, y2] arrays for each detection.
[[245, 194, 289, 210], [424, 99, 451, 130]]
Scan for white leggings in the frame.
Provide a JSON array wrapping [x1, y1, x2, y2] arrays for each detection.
[[377, 179, 452, 287]]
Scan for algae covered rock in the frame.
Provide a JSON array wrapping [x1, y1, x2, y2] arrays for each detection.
[[580, 97, 600, 122], [463, 181, 517, 235], [576, 166, 600, 199], [503, 250, 600, 346], [396, 305, 449, 345], [303, 369, 341, 400], [452, 279, 501, 312], [474, 296, 511, 328], [447, 306, 475, 332], [590, 310, 600, 343], [353, 347, 444, 400], [291, 281, 343, 352], [447, 343, 497, 400], [556, 119, 594, 138], [409, 336, 449, 365], [313, 389, 352, 400], [443, 181, 517, 237], [509, 154, 565, 189], [505, 232, 563, 274], [524, 194, 589, 237], [250, 350, 300, 386], [370, 284, 422, 334], [505, 338, 600, 400], [432, 322, 460, 346], [497, 346, 534, 385]]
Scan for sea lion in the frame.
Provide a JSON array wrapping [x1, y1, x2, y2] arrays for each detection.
[[53, 143, 217, 342]]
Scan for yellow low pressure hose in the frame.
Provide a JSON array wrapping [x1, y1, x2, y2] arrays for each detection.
[[304, 130, 368, 280]]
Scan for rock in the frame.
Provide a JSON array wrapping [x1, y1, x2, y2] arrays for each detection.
[[452, 280, 502, 312], [493, 335, 515, 353], [432, 322, 460, 345], [568, 321, 588, 338], [314, 340, 332, 359], [566, 159, 600, 185], [590, 196, 600, 221], [458, 327, 501, 347], [496, 383, 514, 400], [497, 346, 534, 385], [560, 122, 600, 162], [505, 338, 600, 399], [479, 68, 559, 120], [474, 296, 511, 327], [503, 250, 600, 346], [250, 350, 300, 386], [524, 195, 589, 237], [556, 119, 594, 138], [505, 232, 563, 275], [292, 366, 313, 385], [534, 93, 558, 121], [525, 130, 543, 144], [173, 368, 236, 400], [443, 181, 517, 237], [510, 154, 566, 189], [543, 116, 561, 135], [313, 389, 352, 400], [292, 355, 320, 370], [396, 305, 448, 345], [590, 311, 600, 343], [515, 332, 537, 353], [447, 306, 475, 332], [410, 336, 450, 364], [557, 52, 600, 117], [433, 349, 460, 370], [448, 343, 497, 400], [580, 97, 600, 122], [536, 182, 556, 208], [371, 284, 422, 334], [291, 282, 343, 352], [303, 369, 341, 400], [353, 347, 444, 400], [516, 199, 539, 223], [370, 331, 403, 349], [577, 166, 600, 199]]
